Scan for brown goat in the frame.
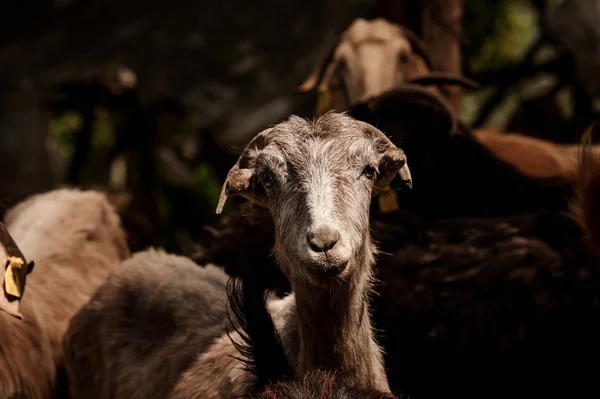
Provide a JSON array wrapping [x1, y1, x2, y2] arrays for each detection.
[[473, 128, 600, 182], [0, 188, 130, 399], [172, 113, 411, 397], [298, 17, 477, 115], [63, 113, 410, 398]]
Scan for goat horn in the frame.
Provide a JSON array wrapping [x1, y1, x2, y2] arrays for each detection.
[[398, 27, 433, 70], [0, 223, 27, 264], [406, 72, 480, 90], [399, 163, 413, 189]]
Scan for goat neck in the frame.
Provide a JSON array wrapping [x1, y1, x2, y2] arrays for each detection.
[[278, 233, 389, 392]]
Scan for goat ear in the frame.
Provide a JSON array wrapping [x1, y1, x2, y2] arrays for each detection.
[[216, 128, 274, 214], [376, 147, 412, 193], [398, 26, 433, 70], [0, 223, 33, 319], [357, 121, 412, 193], [296, 38, 342, 93]]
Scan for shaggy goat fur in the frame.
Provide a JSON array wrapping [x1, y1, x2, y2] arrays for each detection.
[[0, 188, 129, 399]]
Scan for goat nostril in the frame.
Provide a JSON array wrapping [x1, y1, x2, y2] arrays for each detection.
[[307, 226, 340, 252]]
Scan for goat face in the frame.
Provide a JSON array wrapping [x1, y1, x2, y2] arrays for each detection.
[[217, 113, 410, 285], [299, 18, 431, 110]]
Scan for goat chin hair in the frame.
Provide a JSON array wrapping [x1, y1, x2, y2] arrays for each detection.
[[225, 275, 294, 393]]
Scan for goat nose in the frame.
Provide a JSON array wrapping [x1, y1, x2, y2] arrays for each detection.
[[307, 226, 340, 252]]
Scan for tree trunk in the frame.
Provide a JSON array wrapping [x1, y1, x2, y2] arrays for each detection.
[[375, 0, 422, 34], [0, 79, 54, 210], [421, 0, 464, 113]]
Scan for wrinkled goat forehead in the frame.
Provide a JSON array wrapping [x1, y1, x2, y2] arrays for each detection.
[[267, 115, 376, 169]]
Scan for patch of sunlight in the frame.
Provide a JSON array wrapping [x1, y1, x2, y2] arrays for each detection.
[[110, 156, 127, 190], [48, 111, 82, 159], [470, 0, 538, 73], [460, 87, 495, 125], [91, 107, 116, 149]]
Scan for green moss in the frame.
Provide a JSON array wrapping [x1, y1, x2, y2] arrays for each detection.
[[91, 108, 116, 149]]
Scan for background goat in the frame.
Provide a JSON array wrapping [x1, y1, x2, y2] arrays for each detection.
[[297, 17, 477, 115], [294, 16, 591, 217], [0, 188, 129, 399]]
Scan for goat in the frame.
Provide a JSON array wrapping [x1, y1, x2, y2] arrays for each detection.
[[191, 83, 460, 296], [62, 112, 412, 398], [297, 17, 477, 115], [0, 188, 129, 399]]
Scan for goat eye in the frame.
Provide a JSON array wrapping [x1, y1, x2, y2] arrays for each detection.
[[260, 172, 276, 190], [362, 165, 377, 180]]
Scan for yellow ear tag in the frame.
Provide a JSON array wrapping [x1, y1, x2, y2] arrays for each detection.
[[378, 187, 400, 213], [5, 256, 26, 298], [315, 84, 332, 116]]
